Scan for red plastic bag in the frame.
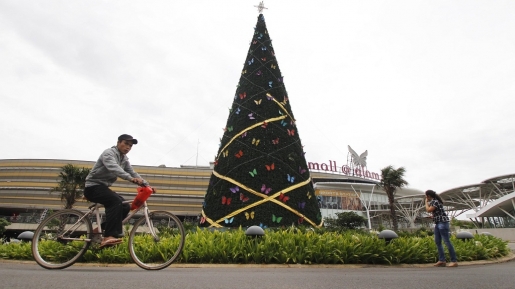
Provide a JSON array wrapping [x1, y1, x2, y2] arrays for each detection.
[[131, 186, 153, 210]]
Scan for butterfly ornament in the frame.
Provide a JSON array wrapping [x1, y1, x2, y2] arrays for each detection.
[[245, 211, 255, 220], [348, 145, 368, 167], [235, 150, 243, 158], [222, 196, 232, 205], [261, 184, 272, 194], [272, 214, 282, 223], [240, 193, 250, 202], [278, 193, 290, 203]]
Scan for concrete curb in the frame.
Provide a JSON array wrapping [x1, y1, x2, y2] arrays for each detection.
[[1, 252, 514, 269]]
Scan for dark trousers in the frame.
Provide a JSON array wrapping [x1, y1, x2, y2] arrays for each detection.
[[84, 185, 130, 238]]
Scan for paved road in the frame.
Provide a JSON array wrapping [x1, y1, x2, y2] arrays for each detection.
[[1, 260, 514, 289]]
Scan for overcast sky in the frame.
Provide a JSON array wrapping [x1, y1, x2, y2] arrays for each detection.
[[1, 0, 514, 193]]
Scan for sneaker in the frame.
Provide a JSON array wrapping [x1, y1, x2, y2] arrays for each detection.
[[433, 261, 446, 267], [447, 262, 458, 267]]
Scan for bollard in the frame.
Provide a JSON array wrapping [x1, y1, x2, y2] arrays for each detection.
[[378, 229, 398, 244], [456, 231, 474, 241], [17, 231, 34, 242], [245, 225, 265, 238]]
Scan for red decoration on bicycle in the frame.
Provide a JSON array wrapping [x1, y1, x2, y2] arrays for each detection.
[[131, 186, 153, 210]]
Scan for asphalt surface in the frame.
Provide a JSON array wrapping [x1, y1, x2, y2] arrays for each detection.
[[1, 252, 514, 289]]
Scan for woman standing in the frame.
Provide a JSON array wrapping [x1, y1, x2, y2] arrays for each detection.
[[425, 189, 458, 267]]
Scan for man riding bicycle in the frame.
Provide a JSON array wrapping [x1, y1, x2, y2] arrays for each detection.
[[84, 134, 149, 247]]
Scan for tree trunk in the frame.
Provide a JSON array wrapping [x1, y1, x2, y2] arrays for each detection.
[[387, 191, 398, 231]]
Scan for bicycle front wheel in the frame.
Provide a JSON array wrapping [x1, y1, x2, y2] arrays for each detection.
[[32, 209, 92, 269], [128, 211, 185, 270]]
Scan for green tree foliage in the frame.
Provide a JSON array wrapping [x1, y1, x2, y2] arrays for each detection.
[[451, 218, 477, 229], [378, 165, 408, 232], [324, 212, 366, 230], [0, 218, 10, 236], [397, 227, 434, 238], [200, 14, 321, 228], [50, 164, 90, 209]]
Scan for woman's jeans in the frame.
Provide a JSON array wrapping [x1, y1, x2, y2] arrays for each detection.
[[434, 222, 457, 262]]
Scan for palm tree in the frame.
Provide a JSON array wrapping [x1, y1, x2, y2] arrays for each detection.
[[50, 164, 90, 209], [378, 165, 408, 232], [0, 218, 10, 236]]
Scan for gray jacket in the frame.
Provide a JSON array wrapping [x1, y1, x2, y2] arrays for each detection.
[[85, 146, 146, 187]]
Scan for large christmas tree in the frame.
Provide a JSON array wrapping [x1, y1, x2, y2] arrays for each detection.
[[200, 10, 322, 228]]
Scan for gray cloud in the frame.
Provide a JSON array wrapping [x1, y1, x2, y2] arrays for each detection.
[[1, 0, 514, 195]]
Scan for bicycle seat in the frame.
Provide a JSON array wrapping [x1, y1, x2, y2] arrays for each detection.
[[88, 203, 102, 209]]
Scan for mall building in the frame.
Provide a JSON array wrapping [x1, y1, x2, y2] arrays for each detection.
[[1, 158, 514, 239]]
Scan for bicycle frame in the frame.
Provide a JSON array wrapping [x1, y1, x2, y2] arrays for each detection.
[[57, 200, 154, 243]]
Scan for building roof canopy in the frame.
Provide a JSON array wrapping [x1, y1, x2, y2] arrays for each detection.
[[469, 191, 515, 218], [439, 183, 498, 200]]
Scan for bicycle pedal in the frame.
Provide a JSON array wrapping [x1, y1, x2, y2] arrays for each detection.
[[91, 233, 103, 244]]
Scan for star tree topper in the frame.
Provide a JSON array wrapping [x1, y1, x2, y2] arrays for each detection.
[[254, 1, 268, 13]]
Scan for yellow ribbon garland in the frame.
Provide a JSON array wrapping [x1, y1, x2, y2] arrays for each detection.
[[201, 210, 222, 228], [217, 92, 295, 160], [217, 115, 287, 159], [205, 171, 321, 227], [268, 93, 295, 122]]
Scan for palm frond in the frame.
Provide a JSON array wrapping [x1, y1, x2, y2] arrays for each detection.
[[49, 164, 90, 209]]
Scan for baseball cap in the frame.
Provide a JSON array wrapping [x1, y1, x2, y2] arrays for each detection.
[[118, 134, 138, 144]]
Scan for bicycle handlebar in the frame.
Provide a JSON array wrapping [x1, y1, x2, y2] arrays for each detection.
[[137, 183, 156, 194]]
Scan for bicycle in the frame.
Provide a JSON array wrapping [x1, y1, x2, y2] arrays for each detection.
[[31, 186, 185, 270]]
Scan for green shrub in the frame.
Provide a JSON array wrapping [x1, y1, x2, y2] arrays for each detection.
[[397, 227, 434, 238], [324, 212, 366, 230], [0, 241, 32, 260], [451, 218, 477, 229], [0, 218, 10, 237], [0, 227, 509, 264]]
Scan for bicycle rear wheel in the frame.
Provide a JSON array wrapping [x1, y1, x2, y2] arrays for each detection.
[[128, 211, 185, 270], [32, 209, 92, 269]]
